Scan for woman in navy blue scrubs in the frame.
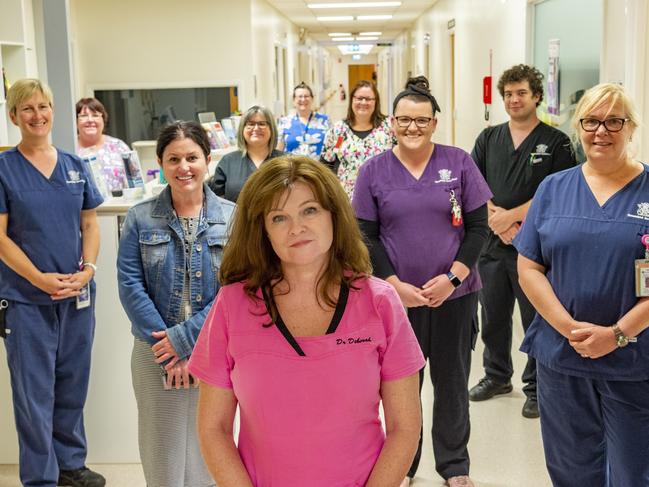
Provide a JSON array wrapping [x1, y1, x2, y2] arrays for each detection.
[[516, 83, 649, 486], [0, 79, 104, 487]]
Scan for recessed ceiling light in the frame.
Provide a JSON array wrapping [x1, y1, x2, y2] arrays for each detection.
[[337, 44, 374, 55], [359, 32, 382, 36], [317, 16, 354, 21], [357, 14, 393, 20], [309, 2, 401, 8], [328, 32, 352, 36], [356, 36, 378, 41], [332, 37, 355, 41]]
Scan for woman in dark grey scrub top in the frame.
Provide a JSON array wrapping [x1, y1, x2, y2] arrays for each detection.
[[208, 105, 283, 202]]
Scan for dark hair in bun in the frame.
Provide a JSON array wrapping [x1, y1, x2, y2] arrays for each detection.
[[392, 75, 441, 115]]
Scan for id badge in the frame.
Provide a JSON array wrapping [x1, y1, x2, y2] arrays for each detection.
[[76, 284, 91, 310], [635, 259, 649, 297]]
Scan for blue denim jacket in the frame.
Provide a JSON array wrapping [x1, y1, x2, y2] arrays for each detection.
[[117, 184, 235, 359]]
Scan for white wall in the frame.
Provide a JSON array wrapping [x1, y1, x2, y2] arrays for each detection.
[[401, 0, 528, 152]]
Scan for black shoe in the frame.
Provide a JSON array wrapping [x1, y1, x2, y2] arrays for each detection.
[[522, 397, 540, 418], [468, 377, 513, 401], [58, 467, 106, 487]]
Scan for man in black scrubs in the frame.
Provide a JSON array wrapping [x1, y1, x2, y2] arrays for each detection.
[[469, 64, 575, 418]]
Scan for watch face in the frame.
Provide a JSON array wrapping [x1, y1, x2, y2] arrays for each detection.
[[617, 335, 629, 347]]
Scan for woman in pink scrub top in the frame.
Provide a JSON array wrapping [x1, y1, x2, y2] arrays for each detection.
[[188, 155, 425, 487]]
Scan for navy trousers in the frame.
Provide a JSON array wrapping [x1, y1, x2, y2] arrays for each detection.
[[4, 297, 95, 487], [537, 364, 649, 487]]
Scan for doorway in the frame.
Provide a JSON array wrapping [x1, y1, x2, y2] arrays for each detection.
[[348, 64, 376, 94]]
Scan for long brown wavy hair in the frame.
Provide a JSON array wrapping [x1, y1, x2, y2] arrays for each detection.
[[219, 155, 371, 324]]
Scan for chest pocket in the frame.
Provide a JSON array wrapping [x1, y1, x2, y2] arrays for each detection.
[[139, 231, 172, 288], [528, 153, 552, 186], [207, 236, 225, 276]]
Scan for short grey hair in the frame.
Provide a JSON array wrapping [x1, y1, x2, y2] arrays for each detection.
[[237, 105, 278, 157]]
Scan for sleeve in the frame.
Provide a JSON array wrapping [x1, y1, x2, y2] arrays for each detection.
[[454, 205, 489, 268], [117, 210, 168, 344], [352, 162, 379, 221], [80, 157, 104, 209], [470, 129, 488, 177], [358, 219, 396, 279], [460, 151, 493, 212], [376, 284, 425, 381], [117, 139, 131, 152], [0, 173, 8, 214], [320, 123, 340, 164], [277, 116, 290, 144], [187, 288, 234, 389], [208, 161, 227, 197], [165, 295, 217, 359], [513, 181, 546, 265], [550, 133, 577, 173]]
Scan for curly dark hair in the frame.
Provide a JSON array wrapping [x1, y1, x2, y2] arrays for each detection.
[[497, 64, 544, 106]]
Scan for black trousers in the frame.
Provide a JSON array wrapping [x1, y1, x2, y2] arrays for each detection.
[[478, 244, 537, 398], [407, 292, 478, 480]]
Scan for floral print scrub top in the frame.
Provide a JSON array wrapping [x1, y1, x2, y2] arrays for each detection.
[[278, 112, 329, 159], [321, 118, 396, 199]]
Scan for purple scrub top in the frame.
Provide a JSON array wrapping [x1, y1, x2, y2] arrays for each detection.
[[353, 144, 492, 299]]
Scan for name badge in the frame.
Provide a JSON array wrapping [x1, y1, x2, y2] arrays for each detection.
[[77, 284, 91, 310], [636, 235, 649, 297]]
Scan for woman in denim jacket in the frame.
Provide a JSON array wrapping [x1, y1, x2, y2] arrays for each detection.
[[118, 121, 234, 487]]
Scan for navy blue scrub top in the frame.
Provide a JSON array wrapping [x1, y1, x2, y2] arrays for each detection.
[[0, 147, 103, 304], [515, 164, 649, 381]]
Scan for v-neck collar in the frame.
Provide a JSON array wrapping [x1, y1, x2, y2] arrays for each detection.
[[263, 282, 350, 357], [507, 121, 541, 153], [16, 146, 60, 182], [579, 163, 646, 211], [392, 145, 435, 182]]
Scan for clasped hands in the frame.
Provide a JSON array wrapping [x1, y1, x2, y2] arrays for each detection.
[[489, 204, 520, 246], [567, 321, 617, 359], [151, 330, 199, 389], [35, 268, 94, 300], [391, 275, 455, 308]]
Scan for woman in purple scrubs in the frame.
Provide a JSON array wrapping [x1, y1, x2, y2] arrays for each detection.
[[353, 76, 492, 487]]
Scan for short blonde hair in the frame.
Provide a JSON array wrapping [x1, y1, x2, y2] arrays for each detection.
[[572, 83, 640, 134], [7, 78, 54, 115]]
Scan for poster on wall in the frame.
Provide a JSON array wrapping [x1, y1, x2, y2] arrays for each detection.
[[547, 39, 560, 115]]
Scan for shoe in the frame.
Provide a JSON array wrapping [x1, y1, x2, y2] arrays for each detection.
[[469, 377, 513, 401], [58, 467, 106, 487], [522, 397, 540, 418], [446, 475, 475, 487]]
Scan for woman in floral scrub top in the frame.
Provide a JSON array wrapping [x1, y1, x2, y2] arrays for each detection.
[[321, 80, 396, 199]]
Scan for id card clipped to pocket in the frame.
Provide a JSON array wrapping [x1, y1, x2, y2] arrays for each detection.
[[636, 235, 649, 297]]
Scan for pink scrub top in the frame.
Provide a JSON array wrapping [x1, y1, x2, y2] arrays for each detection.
[[189, 276, 425, 486]]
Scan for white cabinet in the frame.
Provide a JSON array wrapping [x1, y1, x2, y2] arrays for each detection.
[[0, 0, 37, 147]]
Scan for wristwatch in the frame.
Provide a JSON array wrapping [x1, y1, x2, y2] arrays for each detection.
[[446, 272, 462, 289], [612, 324, 637, 348]]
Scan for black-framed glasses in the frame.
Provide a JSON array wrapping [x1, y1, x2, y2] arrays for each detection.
[[394, 116, 433, 128], [353, 96, 376, 103], [579, 117, 629, 133], [245, 121, 269, 129]]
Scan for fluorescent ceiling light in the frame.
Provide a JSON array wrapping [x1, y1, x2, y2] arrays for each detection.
[[317, 16, 354, 21], [337, 44, 374, 55], [357, 14, 393, 20], [328, 32, 351, 36], [332, 37, 355, 41], [309, 2, 401, 8], [359, 32, 382, 36], [357, 36, 378, 41]]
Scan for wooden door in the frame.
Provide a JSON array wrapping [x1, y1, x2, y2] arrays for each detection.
[[348, 64, 376, 93]]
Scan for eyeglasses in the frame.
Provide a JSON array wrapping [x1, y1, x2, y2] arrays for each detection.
[[353, 96, 376, 103], [295, 95, 312, 100], [579, 117, 629, 133], [78, 113, 102, 121], [245, 121, 269, 129], [394, 116, 433, 128]]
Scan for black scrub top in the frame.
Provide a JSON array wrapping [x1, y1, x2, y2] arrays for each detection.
[[208, 149, 284, 203]]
